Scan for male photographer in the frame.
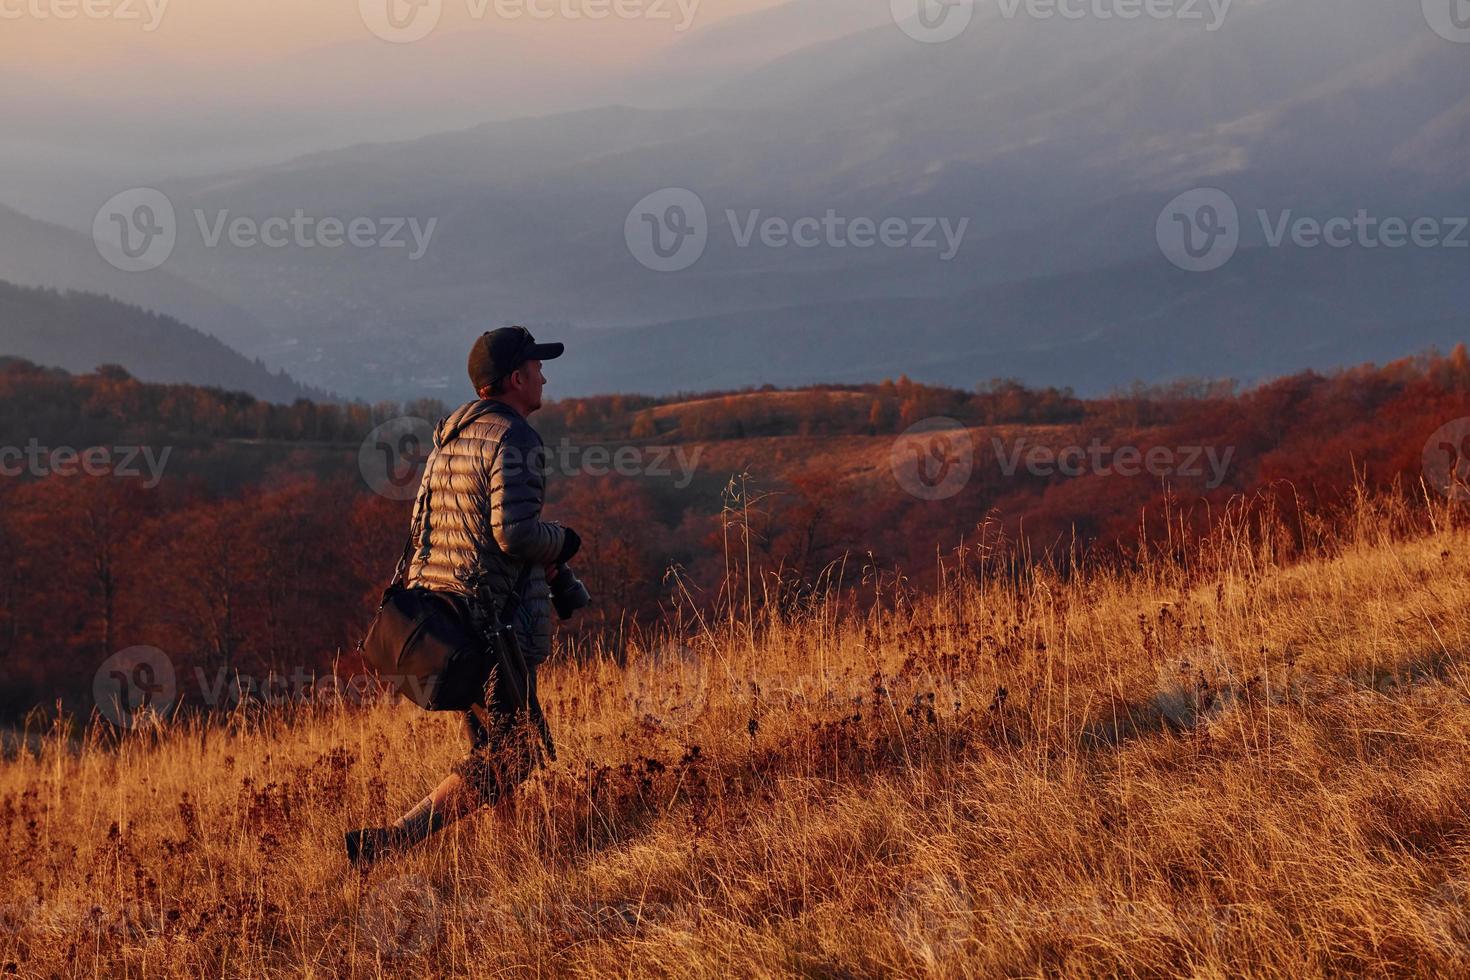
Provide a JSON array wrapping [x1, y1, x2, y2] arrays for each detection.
[[347, 326, 588, 866]]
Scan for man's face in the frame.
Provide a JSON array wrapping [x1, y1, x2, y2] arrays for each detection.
[[511, 358, 546, 413]]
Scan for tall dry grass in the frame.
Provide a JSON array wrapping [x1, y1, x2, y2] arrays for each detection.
[[5, 487, 1470, 977]]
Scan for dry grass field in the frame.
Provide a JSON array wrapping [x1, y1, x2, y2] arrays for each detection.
[[6, 490, 1470, 977]]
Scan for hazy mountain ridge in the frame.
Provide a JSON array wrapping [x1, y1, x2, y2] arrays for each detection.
[[2, 0, 1464, 399], [0, 202, 269, 359], [0, 280, 320, 404], [550, 245, 1470, 396]]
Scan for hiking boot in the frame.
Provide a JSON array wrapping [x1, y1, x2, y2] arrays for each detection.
[[345, 827, 402, 867]]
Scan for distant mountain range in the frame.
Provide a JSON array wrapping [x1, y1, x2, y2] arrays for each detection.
[[0, 280, 318, 403], [550, 244, 1470, 395], [0, 202, 267, 358], [0, 0, 1464, 399]]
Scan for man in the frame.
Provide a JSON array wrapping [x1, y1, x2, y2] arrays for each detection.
[[346, 326, 582, 866]]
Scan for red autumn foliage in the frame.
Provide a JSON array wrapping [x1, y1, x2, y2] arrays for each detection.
[[2, 345, 1468, 720]]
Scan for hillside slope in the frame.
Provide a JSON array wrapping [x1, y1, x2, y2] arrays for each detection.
[[4, 495, 1470, 975], [0, 280, 319, 403], [0, 202, 267, 358]]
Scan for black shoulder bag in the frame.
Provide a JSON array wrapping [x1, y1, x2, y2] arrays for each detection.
[[359, 545, 534, 713]]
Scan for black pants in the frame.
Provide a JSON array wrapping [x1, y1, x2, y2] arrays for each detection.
[[452, 658, 554, 804]]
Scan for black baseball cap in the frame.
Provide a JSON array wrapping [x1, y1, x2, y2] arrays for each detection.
[[468, 326, 564, 390]]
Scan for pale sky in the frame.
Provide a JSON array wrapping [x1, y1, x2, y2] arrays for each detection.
[[0, 0, 791, 76], [0, 0, 834, 222]]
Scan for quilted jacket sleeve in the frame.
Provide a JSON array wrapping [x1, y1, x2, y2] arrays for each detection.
[[488, 419, 566, 565]]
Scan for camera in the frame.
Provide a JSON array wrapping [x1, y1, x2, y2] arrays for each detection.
[[550, 565, 591, 620]]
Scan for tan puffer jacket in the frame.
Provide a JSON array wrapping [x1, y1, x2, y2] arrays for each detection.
[[404, 399, 568, 665]]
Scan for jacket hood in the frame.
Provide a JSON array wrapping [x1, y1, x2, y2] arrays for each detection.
[[437, 399, 520, 447]]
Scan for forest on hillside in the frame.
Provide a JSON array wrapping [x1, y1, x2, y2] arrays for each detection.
[[2, 348, 1469, 721]]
